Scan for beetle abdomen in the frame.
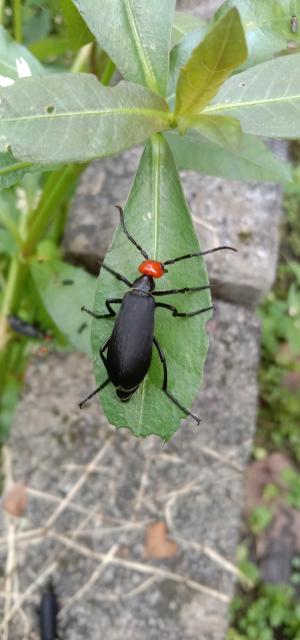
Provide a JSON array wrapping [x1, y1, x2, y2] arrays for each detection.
[[39, 583, 59, 640], [107, 291, 155, 392]]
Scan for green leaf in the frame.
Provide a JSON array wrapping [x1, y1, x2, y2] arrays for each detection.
[[29, 36, 71, 61], [0, 25, 44, 79], [205, 52, 300, 138], [165, 129, 291, 183], [0, 150, 33, 189], [0, 227, 17, 256], [249, 505, 273, 534], [170, 0, 300, 101], [0, 30, 47, 187], [30, 259, 97, 356], [171, 11, 204, 48], [72, 0, 176, 96], [169, 24, 210, 105], [61, 0, 94, 51], [23, 8, 52, 45], [177, 114, 242, 151], [91, 134, 211, 439], [0, 74, 170, 164], [215, 0, 300, 69], [175, 8, 247, 116]]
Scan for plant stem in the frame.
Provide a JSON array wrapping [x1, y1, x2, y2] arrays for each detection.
[[0, 257, 26, 387], [101, 59, 115, 86], [13, 0, 22, 42], [0, 160, 32, 177], [71, 43, 93, 73], [0, 0, 5, 26], [22, 164, 86, 256], [48, 202, 69, 245]]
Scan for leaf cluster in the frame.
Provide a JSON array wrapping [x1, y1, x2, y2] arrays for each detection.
[[0, 0, 297, 183]]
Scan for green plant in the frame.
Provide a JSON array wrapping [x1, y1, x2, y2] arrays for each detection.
[[248, 505, 273, 535], [236, 545, 261, 587], [228, 584, 300, 640], [230, 545, 300, 639], [291, 556, 300, 586], [283, 173, 300, 258], [1, 0, 300, 440], [282, 467, 300, 509], [257, 258, 300, 460]]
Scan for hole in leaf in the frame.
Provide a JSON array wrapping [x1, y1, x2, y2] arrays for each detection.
[[239, 82, 247, 88], [46, 105, 55, 114]]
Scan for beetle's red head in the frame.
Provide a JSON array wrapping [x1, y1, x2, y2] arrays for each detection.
[[138, 260, 166, 279]]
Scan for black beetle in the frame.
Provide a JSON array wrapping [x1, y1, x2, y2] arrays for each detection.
[[7, 315, 47, 340], [79, 206, 236, 423], [38, 582, 59, 640]]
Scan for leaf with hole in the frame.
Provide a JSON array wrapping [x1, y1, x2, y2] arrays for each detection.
[[0, 74, 170, 164], [215, 0, 300, 69], [30, 259, 97, 356], [90, 134, 212, 439], [72, 0, 176, 96], [204, 52, 300, 138], [175, 8, 247, 116]]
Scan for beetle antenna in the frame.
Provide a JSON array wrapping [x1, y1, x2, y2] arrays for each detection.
[[115, 205, 149, 260], [164, 246, 237, 266]]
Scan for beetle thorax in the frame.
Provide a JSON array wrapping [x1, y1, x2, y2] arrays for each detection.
[[132, 274, 155, 294]]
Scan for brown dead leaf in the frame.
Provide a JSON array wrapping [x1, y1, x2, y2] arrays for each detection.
[[144, 521, 178, 559], [3, 482, 28, 517]]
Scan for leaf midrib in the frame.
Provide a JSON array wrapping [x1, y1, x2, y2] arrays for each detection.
[[0, 107, 170, 124], [204, 93, 300, 113], [137, 135, 162, 432], [123, 0, 159, 94], [178, 10, 235, 115], [0, 159, 32, 174]]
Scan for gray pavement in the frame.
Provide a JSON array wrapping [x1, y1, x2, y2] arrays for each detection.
[[1, 302, 259, 639]]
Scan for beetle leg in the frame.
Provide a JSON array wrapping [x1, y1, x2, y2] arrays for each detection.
[[100, 337, 110, 368], [153, 337, 201, 425], [155, 302, 214, 317], [79, 378, 110, 409], [102, 262, 132, 287], [81, 298, 122, 319], [154, 285, 210, 296], [105, 298, 122, 315]]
